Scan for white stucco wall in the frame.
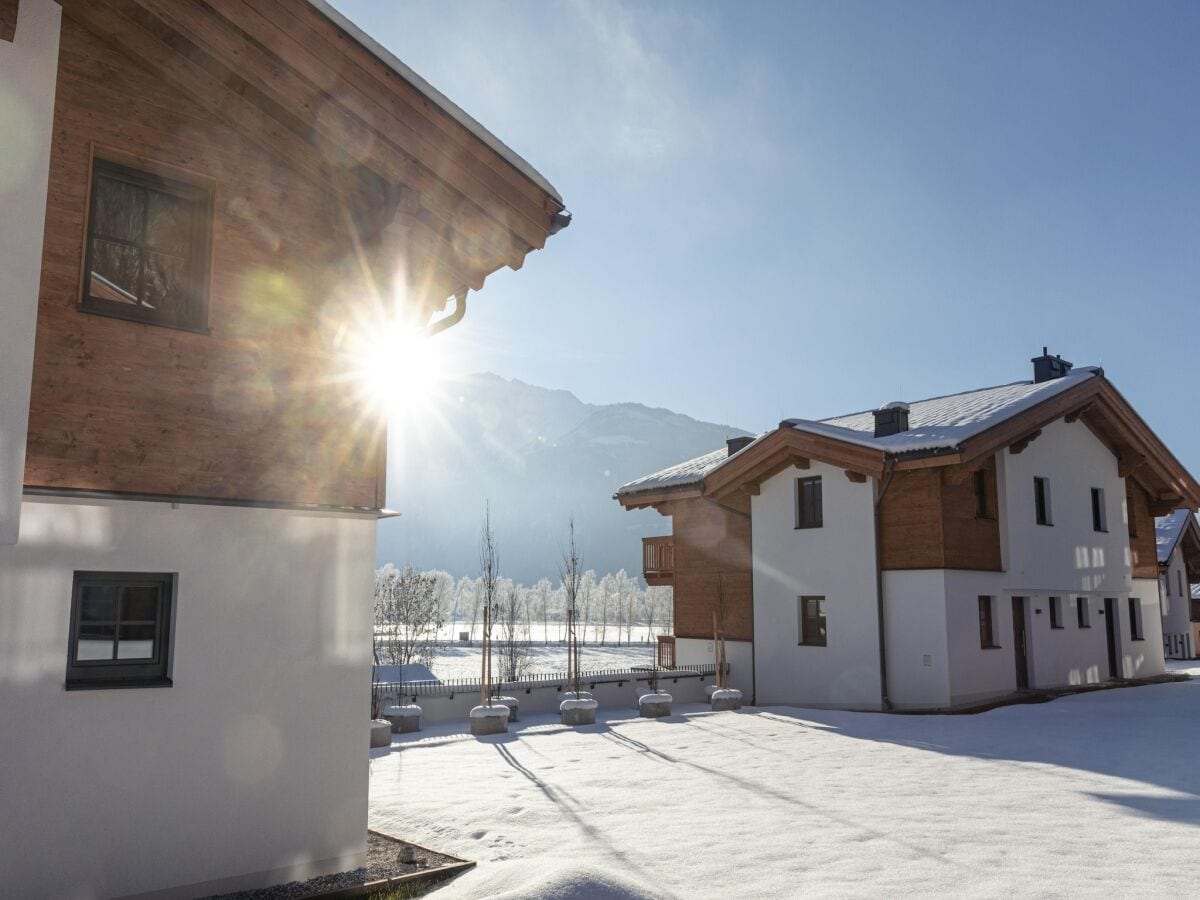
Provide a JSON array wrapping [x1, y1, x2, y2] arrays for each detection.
[[0, 0, 60, 545], [1160, 548, 1192, 657], [674, 636, 753, 697], [0, 496, 376, 899], [882, 570, 951, 709], [751, 461, 882, 710]]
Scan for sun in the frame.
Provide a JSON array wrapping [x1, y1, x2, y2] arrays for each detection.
[[350, 317, 447, 421]]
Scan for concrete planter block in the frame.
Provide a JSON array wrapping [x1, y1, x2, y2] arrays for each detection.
[[561, 691, 593, 702], [370, 719, 392, 748], [492, 695, 519, 722], [639, 692, 673, 718], [711, 688, 743, 712], [469, 704, 510, 736], [704, 684, 719, 699], [560, 698, 598, 726], [382, 704, 422, 734]]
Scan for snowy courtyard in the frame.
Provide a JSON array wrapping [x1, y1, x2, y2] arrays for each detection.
[[371, 666, 1200, 898]]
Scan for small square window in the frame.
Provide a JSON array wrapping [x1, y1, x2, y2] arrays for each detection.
[[1076, 597, 1091, 628], [82, 159, 213, 332], [67, 572, 175, 689], [1034, 477, 1053, 526], [799, 595, 827, 646], [1091, 488, 1107, 533], [1049, 596, 1063, 629], [795, 477, 823, 529]]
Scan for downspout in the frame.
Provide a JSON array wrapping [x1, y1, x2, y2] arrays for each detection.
[[426, 289, 467, 336], [874, 457, 896, 711]]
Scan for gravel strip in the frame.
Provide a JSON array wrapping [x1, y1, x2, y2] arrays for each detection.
[[204, 831, 463, 899]]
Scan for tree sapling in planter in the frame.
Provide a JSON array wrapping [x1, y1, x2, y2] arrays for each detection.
[[559, 517, 597, 726], [470, 507, 510, 737], [639, 661, 672, 718], [709, 576, 742, 711]]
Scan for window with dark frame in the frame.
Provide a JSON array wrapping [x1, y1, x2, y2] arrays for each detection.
[[1179, 570, 1185, 599], [1048, 596, 1063, 629], [1091, 488, 1107, 533], [795, 476, 823, 529], [1128, 597, 1143, 641], [67, 571, 175, 689], [82, 158, 213, 332], [978, 595, 997, 648], [1077, 597, 1090, 628], [799, 595, 827, 646], [974, 469, 989, 518], [1034, 477, 1052, 525]]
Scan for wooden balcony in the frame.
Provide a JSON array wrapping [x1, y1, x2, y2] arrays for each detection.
[[642, 535, 674, 586]]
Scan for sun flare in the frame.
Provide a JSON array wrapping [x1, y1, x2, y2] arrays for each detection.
[[350, 318, 447, 421]]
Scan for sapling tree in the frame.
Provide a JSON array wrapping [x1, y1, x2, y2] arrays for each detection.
[[478, 503, 500, 705], [559, 517, 584, 697], [495, 581, 532, 683]]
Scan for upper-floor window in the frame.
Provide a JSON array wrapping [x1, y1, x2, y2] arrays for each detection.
[[1049, 596, 1063, 629], [974, 469, 990, 519], [83, 158, 213, 333], [1179, 570, 1185, 599], [795, 476, 823, 529], [1091, 488, 1107, 533], [799, 595, 827, 646], [1034, 477, 1053, 526], [66, 571, 176, 689], [1128, 597, 1143, 641]]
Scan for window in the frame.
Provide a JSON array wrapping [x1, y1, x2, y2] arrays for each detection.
[[1076, 597, 1090, 628], [1128, 597, 1143, 641], [978, 595, 998, 648], [83, 158, 213, 332], [1049, 596, 1063, 629], [66, 572, 175, 689], [1179, 570, 1186, 599], [799, 595, 827, 646], [1034, 477, 1052, 526], [974, 470, 989, 518], [795, 476, 823, 529], [1091, 488, 1107, 532]]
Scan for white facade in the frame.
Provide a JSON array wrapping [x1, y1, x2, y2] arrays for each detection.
[[0, 496, 376, 899], [0, 0, 59, 545], [749, 418, 1165, 712], [674, 636, 753, 696], [751, 460, 883, 710], [1160, 545, 1196, 658]]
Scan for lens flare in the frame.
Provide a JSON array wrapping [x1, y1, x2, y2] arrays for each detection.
[[349, 318, 446, 421]]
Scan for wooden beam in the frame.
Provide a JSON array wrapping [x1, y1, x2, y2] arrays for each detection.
[[1064, 403, 1094, 424], [1118, 452, 1146, 479], [1008, 429, 1042, 455], [844, 470, 867, 483]]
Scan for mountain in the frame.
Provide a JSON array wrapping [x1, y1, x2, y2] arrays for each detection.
[[378, 373, 750, 583]]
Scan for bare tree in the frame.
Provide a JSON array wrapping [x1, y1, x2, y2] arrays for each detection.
[[478, 503, 500, 704], [579, 570, 596, 645], [372, 563, 443, 668], [534, 578, 552, 644], [495, 581, 532, 683], [559, 517, 584, 697]]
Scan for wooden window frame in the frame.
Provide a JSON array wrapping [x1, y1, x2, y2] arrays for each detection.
[[1128, 596, 1143, 641], [1049, 596, 1063, 629], [798, 595, 827, 647], [973, 469, 991, 519], [1034, 477, 1053, 526], [795, 476, 823, 530], [66, 571, 176, 690], [80, 155, 214, 335], [978, 595, 999, 649], [1076, 596, 1091, 628], [1091, 488, 1107, 533]]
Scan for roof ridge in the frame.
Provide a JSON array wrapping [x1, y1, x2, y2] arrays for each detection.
[[817, 378, 1035, 423]]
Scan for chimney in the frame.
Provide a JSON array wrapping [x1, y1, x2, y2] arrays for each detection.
[[726, 436, 754, 457], [1031, 347, 1073, 384], [873, 402, 910, 438]]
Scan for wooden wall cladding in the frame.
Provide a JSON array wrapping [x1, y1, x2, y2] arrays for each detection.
[[25, 15, 383, 507], [1125, 479, 1158, 579], [1, 0, 17, 43], [670, 498, 753, 641], [879, 458, 1002, 572]]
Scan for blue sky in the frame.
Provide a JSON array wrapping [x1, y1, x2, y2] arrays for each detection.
[[338, 0, 1200, 472]]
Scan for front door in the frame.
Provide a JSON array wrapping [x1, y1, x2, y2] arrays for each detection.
[[1104, 597, 1119, 679], [1012, 597, 1029, 690]]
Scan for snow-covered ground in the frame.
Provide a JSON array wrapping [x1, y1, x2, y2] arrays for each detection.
[[371, 667, 1200, 897], [429, 641, 654, 680]]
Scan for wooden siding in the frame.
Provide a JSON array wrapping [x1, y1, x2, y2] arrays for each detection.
[[880, 458, 1002, 571], [1, 0, 17, 43], [1125, 479, 1158, 579], [25, 13, 381, 507], [670, 498, 753, 642]]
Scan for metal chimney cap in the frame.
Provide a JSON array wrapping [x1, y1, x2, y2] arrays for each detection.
[[879, 401, 910, 412]]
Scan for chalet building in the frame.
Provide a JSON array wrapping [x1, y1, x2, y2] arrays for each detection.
[[1156, 509, 1200, 659], [616, 352, 1200, 711], [0, 1, 566, 897]]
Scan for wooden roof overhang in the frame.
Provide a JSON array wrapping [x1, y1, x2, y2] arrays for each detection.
[[614, 484, 703, 516], [683, 375, 1199, 515], [64, 0, 565, 322], [1168, 514, 1200, 582]]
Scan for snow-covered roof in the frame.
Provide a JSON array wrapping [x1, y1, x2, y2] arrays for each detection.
[[304, 0, 563, 203], [1156, 509, 1194, 565], [616, 446, 739, 497], [618, 367, 1105, 497], [788, 367, 1103, 455]]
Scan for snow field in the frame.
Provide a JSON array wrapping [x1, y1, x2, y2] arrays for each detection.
[[371, 669, 1200, 898]]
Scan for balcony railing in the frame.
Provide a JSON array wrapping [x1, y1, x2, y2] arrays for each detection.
[[642, 535, 674, 585]]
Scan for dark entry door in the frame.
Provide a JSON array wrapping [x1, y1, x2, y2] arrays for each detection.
[[1012, 597, 1029, 690], [1104, 597, 1118, 679]]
